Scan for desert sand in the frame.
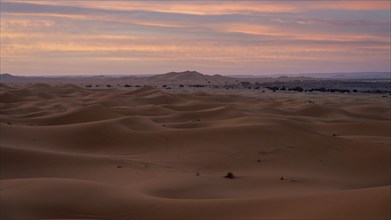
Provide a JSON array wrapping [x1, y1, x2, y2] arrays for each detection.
[[0, 82, 390, 220]]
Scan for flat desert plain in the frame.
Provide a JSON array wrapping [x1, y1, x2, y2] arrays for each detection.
[[0, 83, 390, 219]]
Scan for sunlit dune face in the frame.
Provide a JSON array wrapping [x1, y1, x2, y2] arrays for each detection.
[[1, 0, 390, 75]]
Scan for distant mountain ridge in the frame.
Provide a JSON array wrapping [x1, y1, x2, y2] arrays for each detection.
[[145, 70, 231, 83], [278, 72, 390, 79], [0, 73, 27, 82], [149, 71, 205, 81], [1, 71, 390, 84]]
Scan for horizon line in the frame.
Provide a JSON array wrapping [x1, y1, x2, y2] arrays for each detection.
[[1, 71, 390, 78]]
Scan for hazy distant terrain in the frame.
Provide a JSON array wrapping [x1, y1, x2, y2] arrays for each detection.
[[2, 71, 390, 82], [1, 71, 390, 94], [276, 72, 390, 79]]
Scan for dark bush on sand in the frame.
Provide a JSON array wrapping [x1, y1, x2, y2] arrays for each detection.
[[224, 172, 235, 179]]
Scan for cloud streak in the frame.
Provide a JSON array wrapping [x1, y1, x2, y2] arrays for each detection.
[[1, 0, 390, 75]]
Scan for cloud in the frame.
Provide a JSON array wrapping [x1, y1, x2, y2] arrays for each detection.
[[4, 1, 389, 16], [1, 0, 390, 75]]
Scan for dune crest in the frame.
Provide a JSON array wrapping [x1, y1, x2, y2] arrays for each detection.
[[1, 84, 390, 219]]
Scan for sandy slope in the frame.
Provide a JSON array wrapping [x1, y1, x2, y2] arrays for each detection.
[[0, 84, 390, 219]]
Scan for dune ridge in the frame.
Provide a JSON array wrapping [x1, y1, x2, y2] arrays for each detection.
[[1, 84, 390, 219]]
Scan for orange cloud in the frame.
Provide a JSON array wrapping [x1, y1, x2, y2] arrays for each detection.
[[3, 13, 182, 31], [2, 1, 389, 75], [7, 0, 389, 16], [211, 22, 390, 43], [308, 1, 390, 11], [8, 1, 298, 14], [0, 19, 55, 28]]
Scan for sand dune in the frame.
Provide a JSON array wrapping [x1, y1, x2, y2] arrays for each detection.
[[1, 84, 390, 219]]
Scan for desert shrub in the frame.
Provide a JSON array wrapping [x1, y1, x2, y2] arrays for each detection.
[[224, 172, 235, 179]]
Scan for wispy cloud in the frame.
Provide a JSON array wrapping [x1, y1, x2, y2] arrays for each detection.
[[1, 0, 390, 75]]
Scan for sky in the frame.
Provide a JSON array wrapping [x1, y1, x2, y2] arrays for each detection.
[[1, 0, 390, 76]]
